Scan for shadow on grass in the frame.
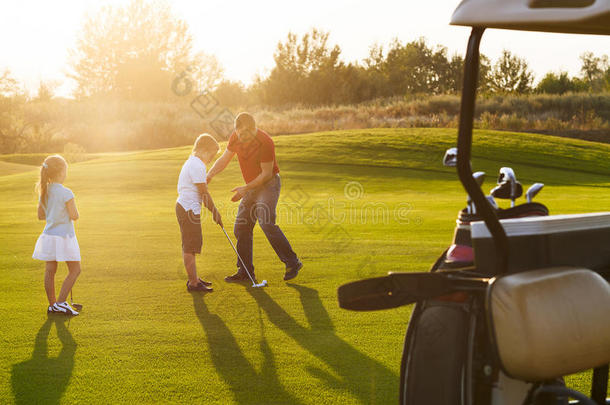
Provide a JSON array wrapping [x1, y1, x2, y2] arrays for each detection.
[[248, 284, 397, 403], [191, 293, 302, 404], [11, 316, 77, 405]]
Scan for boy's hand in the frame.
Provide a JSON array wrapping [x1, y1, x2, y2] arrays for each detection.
[[213, 210, 223, 227], [231, 185, 248, 202]]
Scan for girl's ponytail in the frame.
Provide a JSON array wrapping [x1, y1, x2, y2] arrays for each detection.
[[37, 156, 67, 208], [39, 162, 50, 208]]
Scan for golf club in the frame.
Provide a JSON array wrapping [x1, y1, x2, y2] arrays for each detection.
[[486, 195, 498, 209], [498, 167, 517, 206], [70, 290, 83, 311], [220, 225, 268, 288], [443, 147, 457, 167], [469, 171, 485, 214], [491, 180, 523, 207], [526, 183, 544, 203]]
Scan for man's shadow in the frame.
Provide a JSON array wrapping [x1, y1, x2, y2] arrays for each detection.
[[191, 293, 302, 404], [248, 284, 397, 403], [11, 316, 77, 405]]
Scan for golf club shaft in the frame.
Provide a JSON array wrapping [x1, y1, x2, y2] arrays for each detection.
[[220, 225, 257, 285]]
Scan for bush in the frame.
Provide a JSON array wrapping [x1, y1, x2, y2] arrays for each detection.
[[63, 143, 87, 163]]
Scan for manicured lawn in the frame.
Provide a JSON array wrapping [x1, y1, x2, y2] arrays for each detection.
[[1, 128, 608, 403]]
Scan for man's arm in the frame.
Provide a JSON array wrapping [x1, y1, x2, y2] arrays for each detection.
[[231, 161, 273, 201], [244, 161, 273, 191], [207, 149, 235, 183], [197, 183, 223, 227]]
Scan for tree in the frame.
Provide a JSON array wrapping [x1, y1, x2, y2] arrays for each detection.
[[536, 71, 587, 94], [0, 70, 27, 153], [445, 54, 464, 94], [35, 81, 60, 102], [261, 29, 343, 105], [212, 80, 250, 107], [0, 69, 19, 97], [489, 50, 533, 94], [384, 38, 450, 95], [69, 0, 222, 99], [579, 51, 609, 92]]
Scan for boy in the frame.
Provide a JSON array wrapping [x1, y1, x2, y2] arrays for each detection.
[[176, 134, 223, 292]]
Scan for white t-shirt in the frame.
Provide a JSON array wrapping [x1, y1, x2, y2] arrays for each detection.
[[176, 155, 207, 214]]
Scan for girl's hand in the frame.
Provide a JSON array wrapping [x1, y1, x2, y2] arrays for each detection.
[[38, 202, 46, 220]]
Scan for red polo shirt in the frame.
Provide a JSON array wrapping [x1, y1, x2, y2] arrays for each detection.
[[227, 128, 280, 184]]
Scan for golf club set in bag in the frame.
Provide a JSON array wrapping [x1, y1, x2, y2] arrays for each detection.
[[337, 1, 610, 404]]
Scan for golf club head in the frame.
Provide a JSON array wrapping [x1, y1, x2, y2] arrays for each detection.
[[253, 280, 268, 288], [497, 167, 516, 184], [443, 147, 457, 167], [72, 303, 83, 311], [473, 171, 485, 186], [491, 180, 523, 200], [526, 183, 544, 203], [466, 172, 485, 214]]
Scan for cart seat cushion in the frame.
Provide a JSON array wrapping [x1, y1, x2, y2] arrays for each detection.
[[488, 266, 610, 381]]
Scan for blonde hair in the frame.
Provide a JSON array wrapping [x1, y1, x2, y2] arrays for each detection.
[[234, 112, 256, 131], [192, 133, 220, 155], [37, 154, 68, 207]]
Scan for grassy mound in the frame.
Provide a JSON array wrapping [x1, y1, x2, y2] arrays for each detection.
[[0, 128, 608, 403]]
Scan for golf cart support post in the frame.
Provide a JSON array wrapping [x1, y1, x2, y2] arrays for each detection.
[[456, 27, 510, 275]]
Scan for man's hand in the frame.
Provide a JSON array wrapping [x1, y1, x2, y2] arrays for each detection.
[[213, 209, 223, 227], [231, 185, 248, 202]]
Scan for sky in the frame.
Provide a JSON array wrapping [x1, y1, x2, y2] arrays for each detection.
[[1, 0, 608, 98]]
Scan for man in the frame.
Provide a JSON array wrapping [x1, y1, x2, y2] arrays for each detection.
[[207, 112, 302, 282]]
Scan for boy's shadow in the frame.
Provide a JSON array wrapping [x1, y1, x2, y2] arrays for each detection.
[[191, 293, 302, 404], [11, 316, 77, 405], [248, 284, 397, 403]]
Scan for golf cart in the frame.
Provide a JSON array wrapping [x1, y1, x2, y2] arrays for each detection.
[[338, 1, 610, 404]]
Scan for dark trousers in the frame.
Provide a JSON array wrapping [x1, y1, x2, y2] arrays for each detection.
[[234, 174, 299, 275]]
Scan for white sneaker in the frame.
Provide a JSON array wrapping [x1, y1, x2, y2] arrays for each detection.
[[53, 301, 79, 316]]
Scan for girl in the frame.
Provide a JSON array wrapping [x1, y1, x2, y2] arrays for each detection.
[[33, 155, 81, 316]]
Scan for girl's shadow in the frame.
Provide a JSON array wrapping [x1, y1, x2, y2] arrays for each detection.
[[11, 316, 77, 405]]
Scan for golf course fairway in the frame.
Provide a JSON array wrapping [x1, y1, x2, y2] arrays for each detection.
[[1, 128, 609, 404]]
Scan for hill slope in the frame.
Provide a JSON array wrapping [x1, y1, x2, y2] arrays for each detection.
[[0, 128, 608, 404]]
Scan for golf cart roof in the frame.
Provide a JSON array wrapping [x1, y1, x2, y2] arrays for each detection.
[[450, 0, 610, 35]]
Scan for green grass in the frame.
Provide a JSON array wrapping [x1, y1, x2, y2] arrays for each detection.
[[0, 128, 608, 404]]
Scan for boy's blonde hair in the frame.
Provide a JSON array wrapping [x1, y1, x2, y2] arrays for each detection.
[[192, 133, 220, 155], [37, 154, 68, 207]]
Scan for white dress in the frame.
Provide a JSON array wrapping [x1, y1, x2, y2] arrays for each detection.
[[32, 183, 81, 262]]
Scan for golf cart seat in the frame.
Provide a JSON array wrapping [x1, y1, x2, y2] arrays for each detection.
[[450, 0, 610, 35], [487, 266, 610, 381]]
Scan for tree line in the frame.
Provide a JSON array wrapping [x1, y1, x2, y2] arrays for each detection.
[[12, 0, 610, 105], [217, 31, 609, 106], [1, 0, 609, 153]]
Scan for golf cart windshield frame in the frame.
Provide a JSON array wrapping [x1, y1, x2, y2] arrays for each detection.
[[456, 27, 510, 275]]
